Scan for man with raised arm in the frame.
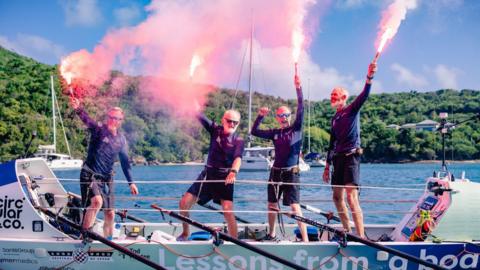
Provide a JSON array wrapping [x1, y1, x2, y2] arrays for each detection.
[[69, 97, 139, 239], [177, 109, 244, 240], [251, 74, 309, 242], [322, 62, 377, 238]]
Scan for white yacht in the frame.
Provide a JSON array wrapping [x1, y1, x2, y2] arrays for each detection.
[[241, 146, 274, 171]]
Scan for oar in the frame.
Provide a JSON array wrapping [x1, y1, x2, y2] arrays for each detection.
[[38, 206, 167, 270], [300, 203, 342, 223], [198, 202, 251, 224], [272, 208, 447, 270], [67, 192, 146, 223], [151, 204, 308, 270]]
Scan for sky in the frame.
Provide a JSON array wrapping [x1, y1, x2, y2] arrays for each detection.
[[0, 0, 479, 103]]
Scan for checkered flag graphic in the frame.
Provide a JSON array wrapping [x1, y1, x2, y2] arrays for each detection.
[[73, 249, 89, 264]]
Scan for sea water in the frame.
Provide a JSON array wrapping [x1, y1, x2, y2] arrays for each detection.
[[54, 163, 480, 225]]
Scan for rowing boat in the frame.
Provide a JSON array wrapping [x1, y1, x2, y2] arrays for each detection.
[[1, 158, 479, 269]]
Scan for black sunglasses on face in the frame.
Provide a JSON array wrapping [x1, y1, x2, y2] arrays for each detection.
[[109, 115, 124, 121], [276, 113, 291, 118], [225, 119, 239, 125]]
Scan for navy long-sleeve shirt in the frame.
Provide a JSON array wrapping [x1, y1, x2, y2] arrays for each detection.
[[199, 114, 245, 169], [76, 108, 133, 183], [326, 82, 372, 164], [251, 87, 304, 168]]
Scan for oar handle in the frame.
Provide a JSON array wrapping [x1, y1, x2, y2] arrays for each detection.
[[300, 203, 342, 223], [151, 204, 308, 270]]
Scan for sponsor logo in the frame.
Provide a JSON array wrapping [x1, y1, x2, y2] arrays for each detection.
[[48, 249, 113, 263], [0, 257, 38, 264], [2, 247, 34, 256], [0, 196, 25, 229]]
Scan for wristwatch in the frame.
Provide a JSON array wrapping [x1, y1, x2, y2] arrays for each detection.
[[229, 169, 238, 175]]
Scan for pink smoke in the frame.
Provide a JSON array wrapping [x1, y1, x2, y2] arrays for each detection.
[[375, 0, 417, 54], [60, 0, 321, 116]]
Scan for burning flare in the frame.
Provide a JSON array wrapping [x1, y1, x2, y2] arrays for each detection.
[[189, 54, 203, 78], [377, 27, 392, 54], [375, 0, 417, 59], [60, 58, 74, 85], [292, 28, 304, 63]]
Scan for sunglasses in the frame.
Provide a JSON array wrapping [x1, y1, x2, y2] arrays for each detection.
[[276, 113, 291, 118], [108, 115, 124, 121], [225, 119, 239, 125]]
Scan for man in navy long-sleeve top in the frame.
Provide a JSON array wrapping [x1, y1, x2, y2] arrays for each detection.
[[251, 74, 308, 242], [322, 62, 377, 238], [178, 109, 244, 240], [69, 97, 139, 239]]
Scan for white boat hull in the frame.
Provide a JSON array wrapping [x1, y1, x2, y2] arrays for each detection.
[[47, 158, 83, 170]]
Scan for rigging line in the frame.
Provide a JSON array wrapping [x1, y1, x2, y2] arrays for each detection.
[[230, 40, 249, 109], [108, 196, 418, 204], [52, 178, 426, 190], [53, 79, 72, 156]]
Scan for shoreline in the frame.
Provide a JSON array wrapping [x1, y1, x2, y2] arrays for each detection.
[[132, 160, 480, 166]]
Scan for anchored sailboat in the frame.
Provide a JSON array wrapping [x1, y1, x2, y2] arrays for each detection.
[[33, 75, 82, 170], [304, 82, 326, 167], [238, 22, 309, 171]]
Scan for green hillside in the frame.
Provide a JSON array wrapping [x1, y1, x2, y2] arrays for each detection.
[[1, 46, 479, 163]]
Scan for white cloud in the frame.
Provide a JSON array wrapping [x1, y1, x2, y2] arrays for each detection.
[[390, 63, 428, 88], [225, 44, 372, 101], [0, 34, 66, 64], [336, 0, 368, 9], [114, 5, 141, 27], [62, 0, 103, 27], [433, 64, 459, 89]]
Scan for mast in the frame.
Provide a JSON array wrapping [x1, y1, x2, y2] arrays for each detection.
[[50, 75, 56, 151], [307, 78, 311, 153], [247, 16, 254, 148]]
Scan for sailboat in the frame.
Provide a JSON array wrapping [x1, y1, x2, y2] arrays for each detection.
[[33, 75, 83, 170], [239, 23, 309, 172], [304, 83, 326, 167]]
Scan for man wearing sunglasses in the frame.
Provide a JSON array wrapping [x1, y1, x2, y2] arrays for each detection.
[[69, 97, 139, 240], [251, 75, 309, 242], [322, 62, 377, 238], [177, 109, 244, 240]]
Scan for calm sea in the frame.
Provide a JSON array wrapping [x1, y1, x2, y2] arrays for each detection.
[[55, 163, 480, 225]]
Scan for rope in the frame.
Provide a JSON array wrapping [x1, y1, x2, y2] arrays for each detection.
[[149, 239, 216, 259], [213, 247, 247, 270], [311, 246, 341, 270]]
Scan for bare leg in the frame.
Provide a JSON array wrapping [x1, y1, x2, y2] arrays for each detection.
[[346, 186, 364, 238], [221, 200, 238, 238], [332, 187, 352, 232], [291, 203, 309, 242], [178, 192, 197, 238], [267, 202, 278, 237], [82, 195, 102, 230], [103, 209, 115, 238]]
